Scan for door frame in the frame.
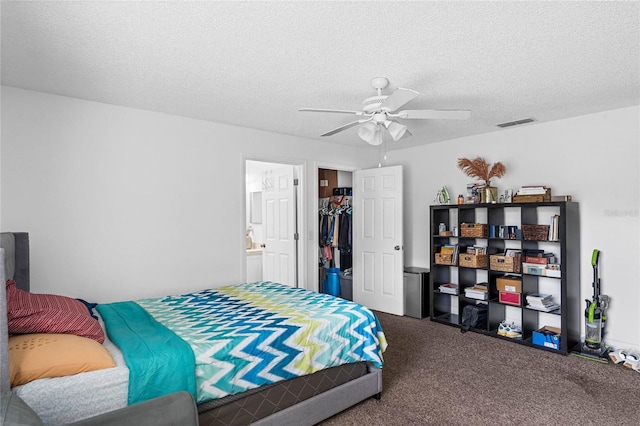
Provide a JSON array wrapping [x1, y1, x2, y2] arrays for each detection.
[[243, 155, 306, 288], [312, 161, 359, 293]]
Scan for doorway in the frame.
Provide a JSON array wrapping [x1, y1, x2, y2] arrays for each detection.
[[316, 165, 354, 299], [315, 163, 405, 316], [245, 158, 304, 287]]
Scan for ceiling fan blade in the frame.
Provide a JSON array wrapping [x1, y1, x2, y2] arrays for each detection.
[[321, 119, 370, 137], [395, 109, 471, 120], [379, 88, 420, 112], [299, 108, 364, 115]]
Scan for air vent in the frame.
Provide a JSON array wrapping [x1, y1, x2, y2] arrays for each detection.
[[496, 118, 536, 128]]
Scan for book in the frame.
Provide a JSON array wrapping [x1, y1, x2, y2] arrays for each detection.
[[439, 283, 459, 295], [549, 214, 560, 241], [526, 294, 557, 309], [526, 303, 561, 312], [440, 245, 455, 255], [466, 245, 487, 255], [526, 293, 552, 301], [464, 284, 488, 300], [516, 186, 549, 195], [524, 252, 556, 264]]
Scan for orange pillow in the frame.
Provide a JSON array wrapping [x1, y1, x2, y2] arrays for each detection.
[[9, 333, 116, 387]]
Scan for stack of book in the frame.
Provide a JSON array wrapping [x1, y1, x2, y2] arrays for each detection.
[[524, 250, 556, 265], [516, 185, 549, 196], [464, 284, 488, 300], [526, 293, 560, 312], [438, 283, 459, 295], [513, 186, 551, 202], [466, 245, 487, 255]]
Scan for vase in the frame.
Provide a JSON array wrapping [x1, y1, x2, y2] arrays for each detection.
[[485, 186, 498, 203]]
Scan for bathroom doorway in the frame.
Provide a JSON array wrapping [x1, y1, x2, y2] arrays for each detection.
[[245, 158, 304, 287]]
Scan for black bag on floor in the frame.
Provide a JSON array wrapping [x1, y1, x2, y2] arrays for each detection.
[[461, 304, 488, 333]]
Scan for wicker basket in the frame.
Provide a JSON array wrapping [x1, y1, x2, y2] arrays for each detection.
[[523, 225, 550, 241], [459, 254, 488, 269], [460, 223, 488, 238], [490, 254, 522, 273], [434, 253, 454, 265]]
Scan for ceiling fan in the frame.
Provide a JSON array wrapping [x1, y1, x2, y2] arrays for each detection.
[[299, 77, 471, 145]]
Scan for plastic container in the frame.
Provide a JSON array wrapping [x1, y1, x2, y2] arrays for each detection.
[[323, 267, 341, 297], [339, 272, 352, 301]]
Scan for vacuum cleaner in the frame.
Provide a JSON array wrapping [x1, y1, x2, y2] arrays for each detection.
[[572, 249, 611, 363]]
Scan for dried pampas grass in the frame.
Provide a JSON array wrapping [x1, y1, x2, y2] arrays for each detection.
[[457, 157, 506, 185]]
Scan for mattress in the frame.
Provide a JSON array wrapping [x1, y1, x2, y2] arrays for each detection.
[[12, 316, 129, 425]]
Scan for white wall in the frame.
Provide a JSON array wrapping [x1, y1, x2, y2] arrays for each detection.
[[1, 87, 376, 301], [389, 106, 640, 350], [3, 86, 638, 350]]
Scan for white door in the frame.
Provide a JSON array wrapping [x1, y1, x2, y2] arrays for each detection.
[[262, 165, 297, 287], [352, 165, 404, 315]]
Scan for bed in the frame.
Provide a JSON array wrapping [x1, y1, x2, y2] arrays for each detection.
[[0, 232, 385, 425]]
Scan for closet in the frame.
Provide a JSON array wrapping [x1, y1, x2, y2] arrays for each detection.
[[318, 168, 353, 299]]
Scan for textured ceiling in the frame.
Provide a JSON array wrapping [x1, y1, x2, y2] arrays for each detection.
[[2, 1, 639, 151]]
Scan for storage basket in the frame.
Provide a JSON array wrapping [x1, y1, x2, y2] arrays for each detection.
[[459, 254, 488, 269], [434, 253, 454, 265], [490, 254, 522, 273], [460, 223, 488, 238], [523, 225, 550, 241]]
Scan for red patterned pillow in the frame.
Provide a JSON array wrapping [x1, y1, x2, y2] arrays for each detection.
[[6, 280, 105, 343]]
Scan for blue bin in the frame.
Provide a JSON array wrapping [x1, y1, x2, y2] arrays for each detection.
[[323, 267, 341, 297]]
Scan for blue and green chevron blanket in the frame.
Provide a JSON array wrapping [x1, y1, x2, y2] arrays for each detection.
[[102, 281, 387, 404]]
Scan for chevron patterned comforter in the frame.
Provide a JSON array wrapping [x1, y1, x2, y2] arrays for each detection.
[[101, 281, 387, 404]]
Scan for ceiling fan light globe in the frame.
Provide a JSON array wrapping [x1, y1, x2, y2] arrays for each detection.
[[358, 122, 379, 143], [369, 130, 383, 146], [387, 121, 408, 141]]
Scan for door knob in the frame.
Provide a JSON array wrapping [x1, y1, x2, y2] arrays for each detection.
[[394, 245, 401, 251]]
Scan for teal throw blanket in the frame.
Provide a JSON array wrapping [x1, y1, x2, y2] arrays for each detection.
[[97, 301, 196, 405]]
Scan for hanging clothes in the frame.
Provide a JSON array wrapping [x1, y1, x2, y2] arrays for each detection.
[[319, 196, 352, 271], [338, 208, 352, 270]]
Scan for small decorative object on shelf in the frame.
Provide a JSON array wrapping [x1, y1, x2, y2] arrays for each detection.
[[436, 186, 451, 204], [457, 157, 506, 203]]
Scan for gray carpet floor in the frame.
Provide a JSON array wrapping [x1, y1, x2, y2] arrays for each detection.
[[319, 312, 639, 425]]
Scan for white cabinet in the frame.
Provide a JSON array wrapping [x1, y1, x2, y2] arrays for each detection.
[[246, 249, 263, 283]]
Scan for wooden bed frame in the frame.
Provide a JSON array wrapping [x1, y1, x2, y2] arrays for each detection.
[[0, 232, 382, 425]]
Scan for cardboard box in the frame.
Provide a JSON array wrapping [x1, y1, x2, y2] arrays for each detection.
[[522, 262, 545, 275], [499, 291, 521, 306], [496, 276, 522, 293], [532, 326, 561, 351], [545, 269, 561, 278], [522, 263, 562, 278]]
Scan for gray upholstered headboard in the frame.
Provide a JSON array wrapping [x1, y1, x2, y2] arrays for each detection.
[[1, 233, 30, 291], [1, 232, 30, 394]]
